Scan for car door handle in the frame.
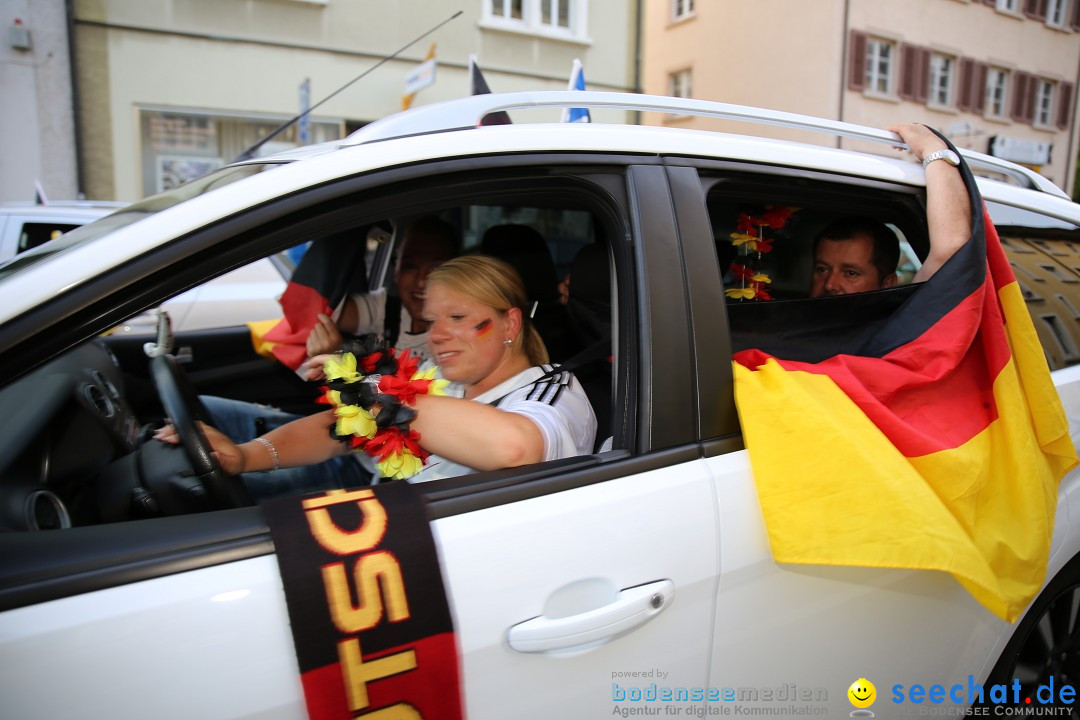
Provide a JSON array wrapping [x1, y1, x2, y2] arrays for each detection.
[[507, 579, 674, 653]]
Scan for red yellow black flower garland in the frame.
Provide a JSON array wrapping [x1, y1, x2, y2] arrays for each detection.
[[319, 348, 449, 480], [725, 205, 798, 302]]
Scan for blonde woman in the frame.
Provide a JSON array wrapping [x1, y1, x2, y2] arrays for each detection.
[[157, 254, 597, 486]]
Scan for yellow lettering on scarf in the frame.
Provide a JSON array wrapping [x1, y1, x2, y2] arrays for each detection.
[[338, 637, 417, 712], [322, 551, 411, 634], [361, 704, 422, 719], [303, 489, 387, 555]]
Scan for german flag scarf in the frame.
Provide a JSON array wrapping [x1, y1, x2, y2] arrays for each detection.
[[263, 482, 464, 718], [733, 136, 1078, 621]]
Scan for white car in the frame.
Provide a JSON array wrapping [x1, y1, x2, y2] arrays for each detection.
[[1, 92, 1080, 719], [0, 201, 127, 257], [0, 201, 288, 334]]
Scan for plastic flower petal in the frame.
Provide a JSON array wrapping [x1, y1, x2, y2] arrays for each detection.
[[736, 213, 763, 234], [324, 352, 362, 383], [377, 450, 425, 481], [730, 263, 755, 281], [334, 403, 377, 439], [751, 273, 772, 284], [730, 233, 759, 250], [410, 367, 451, 396], [725, 287, 757, 300]]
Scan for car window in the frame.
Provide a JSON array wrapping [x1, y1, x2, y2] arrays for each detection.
[[0, 164, 285, 283], [1, 166, 627, 537], [17, 222, 81, 253], [697, 174, 927, 361], [996, 227, 1080, 370]]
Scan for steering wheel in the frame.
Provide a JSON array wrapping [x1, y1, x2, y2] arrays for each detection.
[[149, 354, 252, 509]]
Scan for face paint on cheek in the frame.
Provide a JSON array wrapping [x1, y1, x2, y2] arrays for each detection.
[[474, 318, 493, 339]]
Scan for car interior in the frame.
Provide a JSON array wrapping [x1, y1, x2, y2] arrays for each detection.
[[0, 193, 620, 532]]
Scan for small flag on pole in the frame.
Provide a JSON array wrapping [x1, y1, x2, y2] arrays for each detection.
[[403, 43, 437, 110], [469, 54, 511, 125], [562, 58, 590, 123]]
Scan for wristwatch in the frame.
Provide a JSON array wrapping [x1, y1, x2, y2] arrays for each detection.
[[922, 149, 961, 168]]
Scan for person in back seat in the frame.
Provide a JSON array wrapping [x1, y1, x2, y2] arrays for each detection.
[[809, 123, 971, 298]]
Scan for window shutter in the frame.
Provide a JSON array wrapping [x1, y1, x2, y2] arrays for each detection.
[[849, 31, 867, 91], [1024, 75, 1038, 123], [899, 44, 918, 100], [1023, 0, 1043, 17], [1012, 72, 1029, 121], [1072, 0, 1080, 29], [1058, 82, 1074, 129], [958, 58, 976, 111], [974, 63, 989, 114], [982, 0, 996, 6], [915, 48, 931, 104]]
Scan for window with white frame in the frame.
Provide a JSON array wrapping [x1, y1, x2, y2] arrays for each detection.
[[670, 69, 692, 99], [929, 53, 955, 107], [673, 0, 694, 20], [485, 0, 585, 37], [996, 0, 1019, 12], [492, 0, 524, 19], [986, 68, 1009, 118], [865, 38, 894, 95], [1047, 0, 1068, 26], [1036, 79, 1056, 126], [540, 0, 570, 29]]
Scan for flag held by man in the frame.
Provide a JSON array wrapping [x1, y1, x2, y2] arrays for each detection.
[[733, 133, 1078, 622]]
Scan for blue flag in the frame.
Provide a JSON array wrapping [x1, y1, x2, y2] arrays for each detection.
[[562, 58, 590, 123]]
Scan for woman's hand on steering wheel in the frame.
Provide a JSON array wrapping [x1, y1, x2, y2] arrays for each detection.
[[155, 421, 247, 476]]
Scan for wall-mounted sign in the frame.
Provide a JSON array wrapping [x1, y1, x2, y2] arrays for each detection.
[[989, 135, 1052, 165]]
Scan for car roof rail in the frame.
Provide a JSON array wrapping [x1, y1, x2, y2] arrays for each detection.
[[343, 90, 1067, 199]]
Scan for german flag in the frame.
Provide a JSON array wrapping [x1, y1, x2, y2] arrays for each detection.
[[251, 228, 371, 370], [732, 137, 1078, 622]]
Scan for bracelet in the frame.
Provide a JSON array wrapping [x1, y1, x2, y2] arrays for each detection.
[[254, 437, 280, 472]]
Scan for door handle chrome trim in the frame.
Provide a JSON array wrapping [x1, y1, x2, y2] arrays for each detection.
[[507, 579, 674, 653]]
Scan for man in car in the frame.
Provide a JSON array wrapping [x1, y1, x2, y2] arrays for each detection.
[[201, 215, 459, 499], [809, 123, 971, 298]]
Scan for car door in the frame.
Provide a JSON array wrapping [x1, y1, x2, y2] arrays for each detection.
[[419, 164, 721, 717], [667, 161, 1064, 715], [0, 160, 721, 719]]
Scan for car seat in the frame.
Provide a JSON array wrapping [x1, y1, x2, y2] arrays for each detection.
[[481, 224, 575, 361], [562, 242, 613, 451]]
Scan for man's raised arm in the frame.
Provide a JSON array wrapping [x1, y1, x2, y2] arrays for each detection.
[[888, 123, 973, 283]]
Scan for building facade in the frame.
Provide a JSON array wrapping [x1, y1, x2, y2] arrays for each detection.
[[0, 0, 80, 202], [643, 0, 1080, 197], [4, 0, 639, 203]]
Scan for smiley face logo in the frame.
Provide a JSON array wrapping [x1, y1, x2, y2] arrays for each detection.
[[847, 678, 876, 709]]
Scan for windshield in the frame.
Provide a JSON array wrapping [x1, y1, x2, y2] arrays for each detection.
[[0, 163, 286, 282]]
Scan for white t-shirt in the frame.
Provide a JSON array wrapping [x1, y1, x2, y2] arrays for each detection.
[[337, 287, 431, 363], [407, 364, 597, 484]]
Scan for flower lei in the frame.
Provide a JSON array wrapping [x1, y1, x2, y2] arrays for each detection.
[[319, 346, 449, 480], [724, 205, 798, 302]]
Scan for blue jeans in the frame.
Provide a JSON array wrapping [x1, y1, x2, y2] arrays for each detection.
[[201, 395, 372, 503]]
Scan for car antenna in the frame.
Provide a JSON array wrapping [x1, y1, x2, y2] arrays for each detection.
[[231, 9, 463, 163]]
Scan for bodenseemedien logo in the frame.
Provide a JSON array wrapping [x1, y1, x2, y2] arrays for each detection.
[[848, 678, 876, 717]]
